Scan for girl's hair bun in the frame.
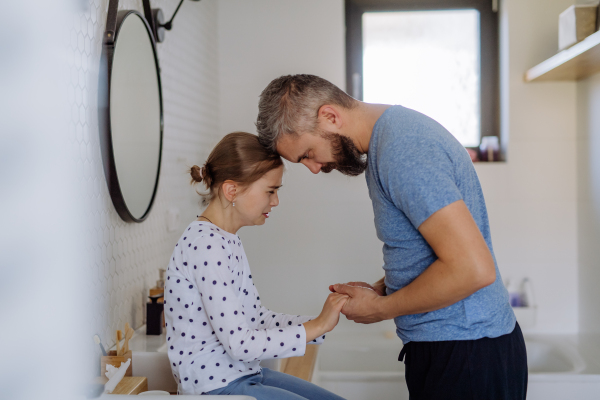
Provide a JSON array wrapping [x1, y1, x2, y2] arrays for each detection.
[[190, 165, 204, 183]]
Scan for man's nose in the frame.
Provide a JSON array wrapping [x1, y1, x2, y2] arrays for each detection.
[[301, 159, 322, 174]]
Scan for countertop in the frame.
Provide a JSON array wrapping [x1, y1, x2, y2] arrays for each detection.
[[110, 325, 167, 353], [115, 326, 600, 378]]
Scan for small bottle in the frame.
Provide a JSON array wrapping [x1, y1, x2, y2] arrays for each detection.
[[506, 279, 523, 307], [156, 268, 166, 289], [520, 278, 535, 308], [479, 136, 500, 162]]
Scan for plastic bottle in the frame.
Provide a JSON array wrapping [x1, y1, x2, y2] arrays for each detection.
[[520, 277, 535, 308], [506, 279, 523, 307]]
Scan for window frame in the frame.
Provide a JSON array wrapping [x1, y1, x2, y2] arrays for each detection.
[[345, 0, 500, 151]]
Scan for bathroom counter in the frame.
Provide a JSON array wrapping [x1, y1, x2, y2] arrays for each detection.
[[110, 325, 166, 353], [117, 326, 600, 375], [114, 325, 319, 391], [518, 333, 600, 378], [570, 333, 600, 375]]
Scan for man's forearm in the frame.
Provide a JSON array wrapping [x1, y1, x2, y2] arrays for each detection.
[[378, 258, 495, 319]]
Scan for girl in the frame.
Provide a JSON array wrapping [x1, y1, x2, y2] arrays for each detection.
[[164, 132, 348, 399]]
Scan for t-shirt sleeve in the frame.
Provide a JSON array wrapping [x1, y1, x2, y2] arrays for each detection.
[[379, 133, 463, 229], [187, 234, 308, 361]]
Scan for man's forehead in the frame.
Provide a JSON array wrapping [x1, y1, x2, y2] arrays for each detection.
[[276, 134, 306, 161]]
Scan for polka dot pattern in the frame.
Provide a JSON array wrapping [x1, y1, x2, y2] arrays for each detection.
[[164, 221, 324, 395]]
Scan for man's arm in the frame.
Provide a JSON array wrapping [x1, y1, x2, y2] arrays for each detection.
[[334, 200, 497, 323]]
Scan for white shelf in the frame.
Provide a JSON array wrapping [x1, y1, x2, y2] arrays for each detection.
[[525, 30, 600, 82]]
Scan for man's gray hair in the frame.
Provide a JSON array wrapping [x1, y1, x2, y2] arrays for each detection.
[[256, 74, 357, 153]]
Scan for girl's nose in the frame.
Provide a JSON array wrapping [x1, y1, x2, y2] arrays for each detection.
[[271, 192, 280, 207]]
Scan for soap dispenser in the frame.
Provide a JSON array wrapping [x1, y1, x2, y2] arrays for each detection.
[[146, 292, 164, 335], [506, 279, 523, 307], [156, 268, 166, 289]]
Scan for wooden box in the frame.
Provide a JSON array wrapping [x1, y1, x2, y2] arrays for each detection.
[[101, 350, 133, 378], [93, 376, 148, 395], [559, 4, 598, 51]]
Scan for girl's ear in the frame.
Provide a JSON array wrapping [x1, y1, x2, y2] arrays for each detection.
[[221, 180, 237, 203]]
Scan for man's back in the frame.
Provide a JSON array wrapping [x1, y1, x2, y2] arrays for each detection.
[[366, 105, 515, 343]]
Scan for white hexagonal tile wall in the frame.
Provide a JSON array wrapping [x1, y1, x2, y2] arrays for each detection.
[[68, 0, 219, 376]]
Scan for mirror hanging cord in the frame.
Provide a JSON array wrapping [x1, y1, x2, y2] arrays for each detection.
[[162, 0, 186, 30], [143, 0, 201, 43]]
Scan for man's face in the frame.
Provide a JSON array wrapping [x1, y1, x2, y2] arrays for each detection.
[[276, 131, 367, 176]]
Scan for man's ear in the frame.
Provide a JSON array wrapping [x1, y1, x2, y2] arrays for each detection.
[[221, 180, 237, 203], [318, 105, 343, 130]]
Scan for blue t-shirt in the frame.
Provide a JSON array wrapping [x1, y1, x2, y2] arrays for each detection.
[[366, 105, 515, 343]]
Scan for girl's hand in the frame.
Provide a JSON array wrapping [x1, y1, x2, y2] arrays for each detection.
[[303, 293, 349, 342], [318, 292, 349, 332], [329, 279, 386, 296]]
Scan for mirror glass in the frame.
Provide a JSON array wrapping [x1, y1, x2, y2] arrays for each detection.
[[109, 12, 162, 221]]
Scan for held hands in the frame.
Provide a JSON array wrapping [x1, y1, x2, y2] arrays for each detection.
[[329, 281, 388, 324], [318, 292, 350, 332], [303, 292, 349, 342], [328, 280, 386, 296]]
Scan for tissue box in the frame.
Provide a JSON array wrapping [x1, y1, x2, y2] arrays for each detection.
[[559, 4, 598, 51], [101, 350, 132, 378]]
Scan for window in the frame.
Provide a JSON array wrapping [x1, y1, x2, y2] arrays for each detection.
[[346, 0, 499, 149]]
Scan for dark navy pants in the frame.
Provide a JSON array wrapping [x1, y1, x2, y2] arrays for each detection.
[[399, 322, 528, 400]]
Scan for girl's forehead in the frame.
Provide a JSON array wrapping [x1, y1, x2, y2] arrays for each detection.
[[259, 166, 284, 184]]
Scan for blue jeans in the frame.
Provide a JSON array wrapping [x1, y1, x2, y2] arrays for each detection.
[[207, 368, 345, 400]]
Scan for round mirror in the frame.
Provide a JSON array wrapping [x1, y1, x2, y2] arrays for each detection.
[[99, 10, 163, 222]]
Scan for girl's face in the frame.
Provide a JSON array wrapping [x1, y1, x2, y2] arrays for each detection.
[[235, 166, 284, 226]]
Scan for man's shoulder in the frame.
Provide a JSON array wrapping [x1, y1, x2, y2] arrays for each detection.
[[375, 106, 447, 152]]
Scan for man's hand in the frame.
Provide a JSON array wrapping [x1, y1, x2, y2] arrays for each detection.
[[330, 284, 388, 324], [329, 280, 386, 296]]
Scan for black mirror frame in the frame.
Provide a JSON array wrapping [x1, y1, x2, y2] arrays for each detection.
[[98, 0, 164, 223]]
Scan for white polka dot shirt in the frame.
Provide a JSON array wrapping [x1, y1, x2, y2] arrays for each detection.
[[164, 221, 325, 394]]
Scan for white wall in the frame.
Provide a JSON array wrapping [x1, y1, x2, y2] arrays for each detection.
[[476, 0, 579, 334], [218, 0, 387, 332], [575, 0, 600, 331], [576, 74, 600, 334], [218, 0, 580, 334], [66, 0, 220, 378]]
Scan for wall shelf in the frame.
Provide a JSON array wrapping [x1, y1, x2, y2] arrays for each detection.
[[525, 29, 600, 82]]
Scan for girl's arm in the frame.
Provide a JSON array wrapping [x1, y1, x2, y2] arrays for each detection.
[[255, 292, 348, 344], [253, 306, 326, 343], [186, 235, 308, 362]]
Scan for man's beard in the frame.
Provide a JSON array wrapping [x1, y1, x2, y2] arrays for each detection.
[[319, 131, 368, 176]]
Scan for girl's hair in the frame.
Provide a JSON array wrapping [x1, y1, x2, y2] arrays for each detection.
[[190, 132, 283, 206]]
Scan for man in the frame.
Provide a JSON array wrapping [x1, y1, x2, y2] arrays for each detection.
[[256, 74, 527, 399]]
